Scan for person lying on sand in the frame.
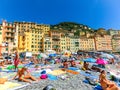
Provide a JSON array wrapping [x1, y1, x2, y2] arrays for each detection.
[[82, 61, 91, 70], [12, 67, 38, 83], [70, 60, 76, 67], [0, 61, 5, 67], [91, 65, 102, 72], [99, 70, 120, 90], [63, 60, 69, 68]]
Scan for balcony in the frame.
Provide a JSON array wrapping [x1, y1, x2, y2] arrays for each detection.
[[6, 35, 14, 38], [52, 36, 60, 41], [52, 45, 60, 49], [22, 42, 25, 45]]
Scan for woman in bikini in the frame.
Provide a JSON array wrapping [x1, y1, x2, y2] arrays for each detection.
[[13, 67, 38, 83], [99, 70, 119, 90]]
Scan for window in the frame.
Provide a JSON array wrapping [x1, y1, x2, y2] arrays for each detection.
[[31, 45, 34, 48]]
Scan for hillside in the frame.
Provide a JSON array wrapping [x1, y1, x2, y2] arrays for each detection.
[[50, 22, 94, 36], [50, 22, 108, 36]]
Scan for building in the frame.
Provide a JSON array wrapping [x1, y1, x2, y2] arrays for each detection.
[[0, 24, 3, 56], [14, 21, 49, 53], [66, 36, 71, 51], [70, 37, 80, 52], [108, 29, 119, 36], [112, 35, 120, 52], [80, 38, 95, 51], [42, 36, 52, 52], [94, 35, 112, 51], [2, 20, 15, 54], [50, 30, 61, 52], [60, 34, 67, 52]]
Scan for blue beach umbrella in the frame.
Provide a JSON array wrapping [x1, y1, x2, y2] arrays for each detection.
[[83, 58, 96, 63]]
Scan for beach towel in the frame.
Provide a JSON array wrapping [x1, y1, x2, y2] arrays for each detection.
[[7, 65, 23, 70], [94, 85, 103, 90], [24, 62, 34, 67], [80, 71, 98, 79], [0, 82, 21, 90], [66, 70, 79, 75], [48, 69, 66, 76], [68, 67, 79, 71], [47, 74, 58, 80], [0, 78, 7, 84]]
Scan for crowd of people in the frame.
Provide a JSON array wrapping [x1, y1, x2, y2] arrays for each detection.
[[0, 51, 120, 90]]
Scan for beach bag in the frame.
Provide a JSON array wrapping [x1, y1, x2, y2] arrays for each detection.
[[43, 84, 56, 90], [85, 77, 97, 86], [40, 74, 48, 79]]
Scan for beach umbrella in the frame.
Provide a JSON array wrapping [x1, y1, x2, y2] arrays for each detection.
[[49, 53, 57, 57], [100, 53, 114, 59], [83, 58, 96, 63], [96, 59, 108, 65], [40, 53, 48, 58]]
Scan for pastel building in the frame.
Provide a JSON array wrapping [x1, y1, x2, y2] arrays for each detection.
[[112, 35, 120, 52], [94, 35, 112, 51], [0, 25, 3, 56], [108, 29, 119, 36], [80, 38, 95, 51], [60, 34, 67, 52], [14, 21, 49, 53], [70, 37, 80, 52], [50, 30, 61, 52], [66, 36, 71, 51], [2, 21, 15, 54], [42, 36, 52, 53]]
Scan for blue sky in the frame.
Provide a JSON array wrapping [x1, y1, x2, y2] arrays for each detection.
[[0, 0, 120, 29]]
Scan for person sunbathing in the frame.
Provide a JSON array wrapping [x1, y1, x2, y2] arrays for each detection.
[[99, 70, 119, 90], [0, 61, 5, 67], [91, 65, 102, 72], [63, 60, 69, 68], [83, 61, 91, 70], [70, 60, 76, 67], [12, 67, 38, 83]]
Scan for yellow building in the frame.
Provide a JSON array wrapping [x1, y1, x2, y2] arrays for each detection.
[[60, 34, 67, 52], [94, 35, 112, 51], [66, 36, 71, 51], [42, 36, 52, 52], [70, 37, 80, 52], [14, 21, 49, 53], [36, 24, 50, 36], [80, 38, 95, 51]]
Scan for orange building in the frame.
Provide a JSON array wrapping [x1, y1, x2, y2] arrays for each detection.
[[94, 35, 112, 51], [1, 20, 15, 54]]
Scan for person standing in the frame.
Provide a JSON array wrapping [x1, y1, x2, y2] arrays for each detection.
[[14, 52, 19, 70]]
